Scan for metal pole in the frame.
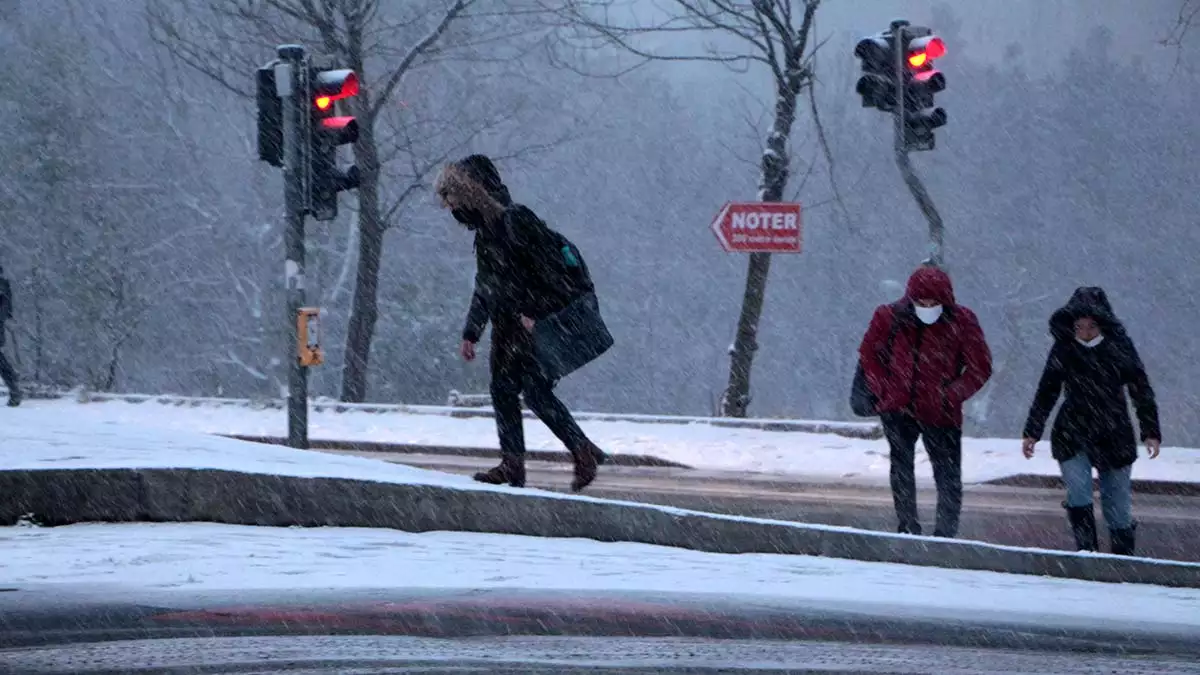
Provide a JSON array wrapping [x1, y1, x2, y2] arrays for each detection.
[[891, 19, 908, 158], [896, 149, 945, 267], [277, 43, 309, 449], [889, 20, 945, 267]]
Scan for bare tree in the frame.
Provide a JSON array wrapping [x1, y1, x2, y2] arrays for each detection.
[[146, 0, 551, 402], [1163, 0, 1200, 47], [967, 274, 1049, 427], [554, 0, 829, 417], [0, 3, 221, 393]]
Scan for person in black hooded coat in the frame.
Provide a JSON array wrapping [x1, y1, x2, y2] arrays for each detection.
[[0, 265, 19, 406], [1021, 287, 1161, 555], [435, 155, 606, 492]]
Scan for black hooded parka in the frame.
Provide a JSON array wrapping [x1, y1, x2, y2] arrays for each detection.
[[1022, 287, 1160, 470]]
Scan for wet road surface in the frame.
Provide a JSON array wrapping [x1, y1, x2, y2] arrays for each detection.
[[2, 586, 1198, 673], [327, 450, 1200, 562], [7, 634, 1200, 674]]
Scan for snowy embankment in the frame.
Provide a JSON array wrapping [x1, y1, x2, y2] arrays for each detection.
[[12, 395, 1200, 485], [3, 403, 1192, 565], [4, 521, 1200, 634], [4, 405, 1200, 600]]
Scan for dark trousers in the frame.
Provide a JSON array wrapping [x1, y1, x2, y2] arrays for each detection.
[[881, 412, 963, 538], [0, 325, 17, 397], [0, 352, 15, 395], [490, 327, 588, 456]]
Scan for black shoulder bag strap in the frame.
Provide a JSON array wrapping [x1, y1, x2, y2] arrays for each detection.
[[878, 308, 902, 375]]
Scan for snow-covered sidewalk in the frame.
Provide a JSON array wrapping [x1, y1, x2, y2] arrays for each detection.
[[3, 403, 1200, 616], [9, 397, 1198, 485], [8, 403, 1199, 575], [3, 521, 1199, 633]]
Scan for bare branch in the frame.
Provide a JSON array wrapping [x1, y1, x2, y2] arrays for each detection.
[[806, 53, 849, 229], [550, 0, 768, 72], [368, 0, 470, 121], [145, 1, 260, 99], [1163, 0, 1200, 47]]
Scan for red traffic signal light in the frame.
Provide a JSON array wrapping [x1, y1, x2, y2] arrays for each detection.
[[308, 67, 360, 221], [312, 69, 359, 111], [906, 36, 945, 70], [320, 116, 358, 135]]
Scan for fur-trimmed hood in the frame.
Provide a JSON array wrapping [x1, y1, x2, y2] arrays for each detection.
[[434, 155, 512, 221]]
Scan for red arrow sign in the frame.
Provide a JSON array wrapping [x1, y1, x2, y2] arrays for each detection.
[[710, 202, 802, 253]]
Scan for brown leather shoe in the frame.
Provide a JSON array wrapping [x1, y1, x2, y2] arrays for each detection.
[[472, 453, 526, 488], [570, 440, 606, 492]]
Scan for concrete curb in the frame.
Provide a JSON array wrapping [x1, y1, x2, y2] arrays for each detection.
[[224, 437, 1199, 498], [442, 407, 885, 440], [222, 435, 693, 469], [52, 390, 885, 440], [3, 468, 1199, 589], [984, 473, 1200, 497]]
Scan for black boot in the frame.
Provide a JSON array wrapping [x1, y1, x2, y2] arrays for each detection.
[[473, 453, 526, 488], [1110, 523, 1137, 556], [569, 440, 606, 492], [1064, 503, 1098, 552]]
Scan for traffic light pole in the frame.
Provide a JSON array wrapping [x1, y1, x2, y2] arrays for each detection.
[[890, 20, 946, 267], [277, 43, 309, 449]]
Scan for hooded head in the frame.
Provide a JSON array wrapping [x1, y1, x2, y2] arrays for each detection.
[[434, 154, 512, 230], [1049, 286, 1124, 346], [904, 265, 956, 324]]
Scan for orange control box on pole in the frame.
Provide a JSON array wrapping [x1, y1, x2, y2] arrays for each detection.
[[297, 307, 323, 367]]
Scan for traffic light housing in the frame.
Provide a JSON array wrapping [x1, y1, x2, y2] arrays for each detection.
[[256, 64, 283, 167], [854, 33, 897, 111], [307, 67, 361, 221], [901, 32, 947, 151]]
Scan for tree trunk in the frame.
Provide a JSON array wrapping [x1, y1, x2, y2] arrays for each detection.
[[721, 252, 772, 417], [720, 79, 799, 418], [31, 264, 44, 382], [101, 276, 125, 392], [339, 103, 384, 403]]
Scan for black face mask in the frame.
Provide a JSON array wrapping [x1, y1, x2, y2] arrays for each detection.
[[451, 207, 485, 230]]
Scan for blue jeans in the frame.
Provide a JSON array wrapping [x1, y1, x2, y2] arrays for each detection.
[[1059, 453, 1134, 530]]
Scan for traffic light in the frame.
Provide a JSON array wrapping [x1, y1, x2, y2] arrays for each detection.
[[307, 67, 361, 221], [854, 33, 897, 111], [901, 31, 947, 152], [256, 63, 283, 167]]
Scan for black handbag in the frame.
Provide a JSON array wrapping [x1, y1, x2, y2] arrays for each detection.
[[532, 291, 614, 383], [849, 362, 878, 417], [850, 309, 900, 417]]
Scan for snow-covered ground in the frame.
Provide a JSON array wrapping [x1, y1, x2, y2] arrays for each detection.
[[0, 406, 578, 498], [4, 521, 1200, 633], [8, 403, 1196, 566], [9, 397, 1198, 484], [3, 401, 1199, 633]]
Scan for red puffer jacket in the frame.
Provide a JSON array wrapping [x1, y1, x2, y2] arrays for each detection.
[[858, 266, 993, 429]]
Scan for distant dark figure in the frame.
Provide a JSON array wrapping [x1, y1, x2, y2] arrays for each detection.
[[1022, 287, 1160, 556], [0, 265, 19, 406], [856, 265, 993, 538], [435, 155, 608, 491]]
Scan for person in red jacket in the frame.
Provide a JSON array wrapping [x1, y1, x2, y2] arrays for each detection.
[[857, 265, 993, 537]]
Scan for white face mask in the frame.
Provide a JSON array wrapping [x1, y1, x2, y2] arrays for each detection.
[[1076, 335, 1104, 348], [914, 304, 944, 325]]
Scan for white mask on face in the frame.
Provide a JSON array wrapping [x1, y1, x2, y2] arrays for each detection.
[[1076, 335, 1104, 348], [914, 304, 944, 325]]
